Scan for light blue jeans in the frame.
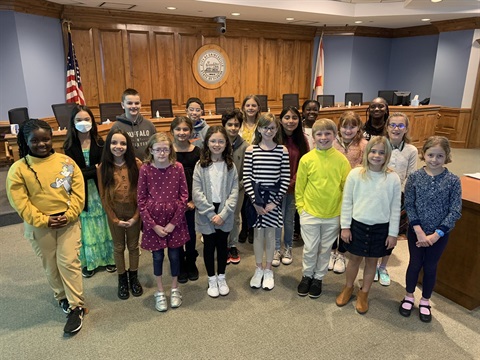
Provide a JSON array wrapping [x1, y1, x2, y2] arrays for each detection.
[[274, 193, 296, 250]]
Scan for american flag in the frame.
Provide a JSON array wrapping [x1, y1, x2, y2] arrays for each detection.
[[66, 31, 85, 105]]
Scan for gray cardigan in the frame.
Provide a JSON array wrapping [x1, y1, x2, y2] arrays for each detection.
[[192, 161, 239, 235]]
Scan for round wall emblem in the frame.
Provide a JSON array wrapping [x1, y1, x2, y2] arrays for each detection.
[[192, 44, 230, 89]]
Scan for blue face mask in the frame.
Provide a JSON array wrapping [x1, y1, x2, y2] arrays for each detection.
[[75, 121, 92, 133]]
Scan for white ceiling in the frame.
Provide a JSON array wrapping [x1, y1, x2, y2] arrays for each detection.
[[52, 0, 479, 28]]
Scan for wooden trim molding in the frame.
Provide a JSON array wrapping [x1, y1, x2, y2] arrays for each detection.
[[0, 0, 62, 18], [432, 17, 480, 32]]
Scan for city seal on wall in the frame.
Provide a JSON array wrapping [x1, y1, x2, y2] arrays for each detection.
[[192, 44, 230, 89]]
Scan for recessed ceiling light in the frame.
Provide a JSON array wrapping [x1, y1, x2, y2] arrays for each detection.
[[421, 18, 431, 22], [354, 21, 362, 24], [286, 17, 294, 21], [231, 12, 240, 16], [431, 0, 442, 3], [166, 6, 176, 10]]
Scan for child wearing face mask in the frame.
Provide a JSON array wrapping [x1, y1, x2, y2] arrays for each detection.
[[64, 105, 115, 278]]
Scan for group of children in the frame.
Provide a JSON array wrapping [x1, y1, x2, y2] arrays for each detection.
[[6, 92, 462, 335]]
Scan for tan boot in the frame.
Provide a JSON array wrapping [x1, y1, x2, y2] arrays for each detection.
[[336, 286, 354, 307], [356, 289, 369, 314]]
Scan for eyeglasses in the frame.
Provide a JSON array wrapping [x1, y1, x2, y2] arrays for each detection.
[[388, 123, 406, 130], [151, 148, 170, 154], [260, 126, 277, 133], [208, 139, 226, 145]]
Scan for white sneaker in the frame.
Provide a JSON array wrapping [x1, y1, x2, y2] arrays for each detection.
[[272, 250, 281, 267], [170, 288, 182, 308], [378, 267, 391, 286], [262, 269, 274, 290], [217, 274, 230, 296], [328, 252, 337, 271], [154, 291, 167, 312], [333, 253, 346, 274], [281, 247, 293, 265], [250, 267, 264, 289], [207, 275, 219, 298]]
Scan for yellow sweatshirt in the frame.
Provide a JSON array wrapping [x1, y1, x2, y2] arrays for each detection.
[[7, 152, 85, 228], [295, 147, 351, 218]]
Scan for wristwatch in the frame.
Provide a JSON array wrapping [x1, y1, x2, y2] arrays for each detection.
[[435, 229, 445, 237]]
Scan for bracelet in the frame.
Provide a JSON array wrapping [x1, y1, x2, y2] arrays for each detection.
[[435, 229, 445, 237]]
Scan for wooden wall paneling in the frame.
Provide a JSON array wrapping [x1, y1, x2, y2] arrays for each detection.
[[71, 28, 100, 106], [435, 108, 471, 148], [264, 39, 280, 101], [152, 31, 177, 105], [98, 29, 127, 102], [126, 30, 152, 101], [221, 37, 242, 105], [179, 34, 207, 105], [240, 37, 261, 100]]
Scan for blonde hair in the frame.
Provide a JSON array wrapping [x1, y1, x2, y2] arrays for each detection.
[[360, 136, 393, 177], [144, 132, 176, 164], [252, 113, 282, 145], [420, 136, 452, 164], [312, 118, 337, 135], [338, 111, 363, 144], [385, 112, 411, 143]]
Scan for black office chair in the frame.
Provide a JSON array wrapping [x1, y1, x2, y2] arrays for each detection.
[[51, 103, 77, 129], [282, 94, 299, 109], [345, 92, 363, 106], [8, 107, 29, 126], [150, 99, 173, 118], [215, 97, 235, 115], [256, 95, 268, 113], [99, 102, 123, 124], [317, 95, 335, 108], [377, 90, 397, 105]]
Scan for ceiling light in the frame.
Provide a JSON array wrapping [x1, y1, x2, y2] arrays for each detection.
[[431, 0, 442, 3], [166, 6, 176, 10], [421, 18, 431, 22], [286, 17, 294, 21], [231, 12, 240, 16], [354, 21, 362, 24]]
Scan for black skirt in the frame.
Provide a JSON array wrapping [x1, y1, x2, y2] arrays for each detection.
[[344, 219, 393, 258]]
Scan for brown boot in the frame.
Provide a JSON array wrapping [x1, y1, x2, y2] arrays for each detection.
[[356, 289, 369, 314], [336, 286, 354, 307]]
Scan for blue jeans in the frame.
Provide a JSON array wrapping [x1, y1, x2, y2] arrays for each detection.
[[274, 193, 295, 250], [152, 247, 181, 277]]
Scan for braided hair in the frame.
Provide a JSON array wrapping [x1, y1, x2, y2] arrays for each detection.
[[17, 119, 53, 189]]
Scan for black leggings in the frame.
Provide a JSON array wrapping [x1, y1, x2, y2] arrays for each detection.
[[203, 230, 229, 277]]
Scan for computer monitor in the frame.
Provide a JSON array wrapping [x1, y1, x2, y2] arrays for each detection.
[[378, 90, 397, 105], [392, 91, 411, 106]]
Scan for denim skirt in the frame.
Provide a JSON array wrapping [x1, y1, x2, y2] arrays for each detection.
[[344, 219, 392, 258]]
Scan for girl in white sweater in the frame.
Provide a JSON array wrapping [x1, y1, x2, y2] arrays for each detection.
[[336, 136, 401, 314]]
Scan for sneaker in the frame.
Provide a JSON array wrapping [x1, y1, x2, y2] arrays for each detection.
[[59, 299, 69, 314], [170, 288, 182, 308], [328, 252, 336, 271], [281, 247, 293, 265], [309, 279, 323, 298], [64, 307, 85, 334], [378, 267, 391, 286], [207, 275, 219, 298], [229, 247, 240, 264], [106, 264, 117, 273], [333, 253, 346, 274], [272, 250, 282, 267], [297, 276, 312, 296], [262, 269, 274, 290], [82, 267, 95, 278], [217, 274, 230, 296], [250, 267, 264, 289], [226, 248, 232, 265], [374, 267, 379, 282], [154, 291, 168, 312]]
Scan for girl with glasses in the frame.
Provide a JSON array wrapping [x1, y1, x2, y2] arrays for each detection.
[[138, 133, 189, 312]]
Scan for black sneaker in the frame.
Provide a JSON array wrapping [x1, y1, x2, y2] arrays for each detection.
[[64, 307, 85, 334], [82, 267, 95, 278], [178, 271, 189, 284], [297, 276, 312, 296], [308, 279, 322, 298], [106, 265, 117, 273], [59, 299, 69, 314], [229, 247, 240, 264]]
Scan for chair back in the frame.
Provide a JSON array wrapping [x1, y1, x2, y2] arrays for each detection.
[[256, 95, 268, 112], [8, 107, 29, 126], [51, 103, 77, 129], [345, 92, 363, 106], [282, 94, 299, 109], [317, 95, 335, 108], [99, 102, 123, 124], [151, 99, 173, 118], [215, 97, 235, 115]]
